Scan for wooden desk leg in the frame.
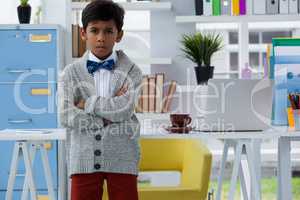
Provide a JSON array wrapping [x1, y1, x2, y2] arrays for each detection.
[[22, 142, 56, 200], [228, 142, 243, 200], [22, 143, 37, 200], [6, 142, 37, 200], [40, 143, 56, 200], [277, 137, 292, 200], [251, 139, 261, 200], [238, 139, 261, 200], [6, 142, 20, 200], [244, 142, 260, 200], [21, 142, 37, 200], [239, 158, 250, 200], [216, 141, 230, 200]]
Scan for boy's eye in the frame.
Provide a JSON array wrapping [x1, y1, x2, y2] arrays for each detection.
[[105, 29, 114, 34]]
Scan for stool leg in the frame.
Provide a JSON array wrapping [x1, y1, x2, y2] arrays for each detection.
[[216, 141, 230, 200], [21, 142, 37, 200], [6, 142, 21, 200], [41, 143, 56, 200], [22, 143, 37, 200], [228, 142, 243, 200]]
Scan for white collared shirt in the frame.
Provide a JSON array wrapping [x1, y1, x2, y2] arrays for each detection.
[[88, 51, 117, 97]]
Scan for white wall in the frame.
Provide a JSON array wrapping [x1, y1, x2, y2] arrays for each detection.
[[0, 0, 43, 24]]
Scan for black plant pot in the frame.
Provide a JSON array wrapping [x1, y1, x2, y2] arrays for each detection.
[[17, 5, 31, 24], [194, 65, 214, 85]]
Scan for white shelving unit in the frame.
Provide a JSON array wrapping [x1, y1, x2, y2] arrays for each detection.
[[72, 57, 172, 65], [133, 57, 172, 65], [226, 44, 269, 52], [135, 113, 170, 121], [176, 14, 300, 78], [176, 14, 300, 23], [67, 1, 173, 67], [72, 1, 172, 11]]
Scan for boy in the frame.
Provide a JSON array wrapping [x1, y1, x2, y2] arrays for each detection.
[[59, 1, 142, 200]]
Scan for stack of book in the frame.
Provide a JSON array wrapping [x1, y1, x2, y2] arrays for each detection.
[[196, 0, 300, 16], [72, 24, 86, 58], [135, 73, 177, 113]]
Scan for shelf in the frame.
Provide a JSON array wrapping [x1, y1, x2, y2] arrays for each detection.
[[176, 14, 300, 24], [72, 2, 172, 11], [71, 57, 172, 65], [135, 113, 170, 121], [214, 70, 239, 74], [133, 57, 172, 65], [226, 44, 269, 52], [196, 21, 300, 30]]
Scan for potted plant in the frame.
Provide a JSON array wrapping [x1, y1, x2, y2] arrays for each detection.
[[181, 32, 223, 85], [18, 0, 31, 24]]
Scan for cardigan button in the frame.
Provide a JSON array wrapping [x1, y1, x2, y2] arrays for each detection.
[[95, 134, 102, 141], [94, 163, 101, 169], [94, 150, 101, 156]]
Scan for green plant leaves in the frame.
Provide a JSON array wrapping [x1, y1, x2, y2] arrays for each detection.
[[181, 32, 223, 67], [20, 0, 29, 6], [181, 33, 203, 66]]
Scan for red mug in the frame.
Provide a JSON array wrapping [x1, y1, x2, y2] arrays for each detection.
[[170, 114, 192, 127]]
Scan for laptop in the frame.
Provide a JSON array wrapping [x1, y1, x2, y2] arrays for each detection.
[[195, 79, 273, 132]]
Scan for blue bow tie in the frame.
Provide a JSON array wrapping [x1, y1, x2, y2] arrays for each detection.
[[86, 59, 115, 74]]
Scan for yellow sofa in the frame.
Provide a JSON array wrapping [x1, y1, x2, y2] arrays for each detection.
[[103, 138, 212, 200]]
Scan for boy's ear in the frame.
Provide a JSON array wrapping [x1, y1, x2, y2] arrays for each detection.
[[80, 27, 87, 41], [116, 30, 124, 43]]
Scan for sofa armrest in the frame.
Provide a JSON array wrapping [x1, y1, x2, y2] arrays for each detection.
[[181, 140, 212, 194]]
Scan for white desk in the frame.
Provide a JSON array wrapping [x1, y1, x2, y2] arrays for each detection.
[[141, 127, 300, 200], [0, 129, 66, 200]]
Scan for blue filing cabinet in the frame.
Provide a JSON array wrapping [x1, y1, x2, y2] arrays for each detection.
[[0, 25, 62, 199]]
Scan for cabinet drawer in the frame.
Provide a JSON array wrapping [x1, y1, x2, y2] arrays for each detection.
[[0, 141, 58, 190], [0, 190, 21, 200], [0, 67, 57, 82], [0, 29, 57, 82], [0, 83, 57, 130], [0, 29, 57, 64], [0, 187, 58, 199]]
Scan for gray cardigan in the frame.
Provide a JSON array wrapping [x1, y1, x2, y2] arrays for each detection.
[[58, 50, 143, 176]]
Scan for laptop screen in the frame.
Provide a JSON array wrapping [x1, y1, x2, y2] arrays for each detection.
[[194, 79, 273, 132]]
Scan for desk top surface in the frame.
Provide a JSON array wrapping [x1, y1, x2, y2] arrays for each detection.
[[140, 127, 300, 139], [0, 129, 66, 141], [0, 127, 299, 141]]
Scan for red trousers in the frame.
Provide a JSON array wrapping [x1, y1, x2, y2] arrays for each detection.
[[71, 172, 138, 200]]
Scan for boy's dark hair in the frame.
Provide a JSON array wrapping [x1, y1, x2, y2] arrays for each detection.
[[81, 0, 125, 32]]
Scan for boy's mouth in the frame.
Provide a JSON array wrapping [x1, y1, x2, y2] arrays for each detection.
[[96, 46, 106, 50]]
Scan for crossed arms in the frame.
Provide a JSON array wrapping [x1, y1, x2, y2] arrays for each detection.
[[58, 65, 142, 132]]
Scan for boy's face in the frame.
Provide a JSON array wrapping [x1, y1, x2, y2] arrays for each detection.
[[81, 19, 123, 60]]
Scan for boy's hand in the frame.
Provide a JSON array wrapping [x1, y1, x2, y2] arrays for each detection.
[[115, 84, 128, 97], [75, 99, 85, 110]]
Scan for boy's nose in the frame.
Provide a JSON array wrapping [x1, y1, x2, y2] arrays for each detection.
[[96, 32, 105, 42]]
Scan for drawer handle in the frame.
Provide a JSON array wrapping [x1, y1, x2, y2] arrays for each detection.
[[8, 119, 33, 124], [7, 68, 32, 73], [31, 88, 51, 96], [16, 173, 25, 177], [29, 34, 52, 43], [7, 170, 25, 177]]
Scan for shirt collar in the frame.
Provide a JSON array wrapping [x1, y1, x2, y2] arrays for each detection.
[[88, 50, 117, 63]]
